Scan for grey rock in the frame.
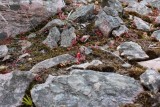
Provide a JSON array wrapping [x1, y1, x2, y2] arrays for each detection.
[[124, 1, 152, 16], [27, 33, 36, 39], [68, 4, 94, 21], [30, 54, 76, 73], [43, 27, 60, 49], [0, 70, 35, 107], [133, 16, 150, 31], [112, 25, 129, 37], [95, 10, 123, 37], [0, 45, 8, 58], [140, 69, 160, 93], [31, 69, 143, 107], [101, 0, 123, 12], [79, 46, 92, 55], [103, 6, 119, 17], [121, 63, 132, 68], [151, 30, 160, 41], [67, 60, 102, 70], [39, 19, 65, 33], [149, 0, 160, 10], [117, 41, 149, 60], [60, 27, 76, 47], [138, 57, 160, 71], [155, 16, 160, 24], [0, 0, 65, 37]]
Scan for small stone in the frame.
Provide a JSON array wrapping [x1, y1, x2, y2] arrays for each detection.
[[138, 57, 160, 70], [27, 33, 36, 39], [43, 27, 60, 49], [151, 30, 160, 41], [122, 63, 132, 68], [112, 25, 129, 37], [117, 41, 149, 60], [68, 4, 94, 21], [79, 46, 92, 55], [140, 69, 160, 93], [0, 45, 8, 58], [60, 27, 76, 47], [133, 16, 150, 31], [30, 54, 76, 73]]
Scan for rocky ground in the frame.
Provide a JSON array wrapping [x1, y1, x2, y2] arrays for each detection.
[[0, 0, 160, 107]]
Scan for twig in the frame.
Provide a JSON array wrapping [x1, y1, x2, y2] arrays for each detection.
[[0, 12, 8, 25], [99, 47, 126, 63]]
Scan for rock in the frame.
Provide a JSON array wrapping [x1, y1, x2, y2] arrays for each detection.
[[27, 33, 36, 39], [80, 35, 90, 42], [0, 70, 35, 107], [31, 69, 143, 107], [149, 0, 160, 10], [30, 54, 76, 73], [101, 0, 123, 12], [2, 55, 11, 61], [95, 10, 123, 37], [103, 6, 119, 17], [43, 27, 60, 49], [151, 30, 160, 41], [0, 45, 8, 58], [68, 4, 94, 21], [155, 16, 160, 24], [18, 53, 30, 61], [124, 1, 152, 16], [67, 60, 102, 70], [133, 16, 150, 31], [18, 40, 32, 52], [39, 19, 65, 34], [79, 46, 92, 55], [140, 69, 160, 93], [122, 63, 132, 68], [0, 32, 8, 40], [119, 0, 137, 5], [60, 27, 77, 47], [0, 0, 65, 37], [112, 25, 129, 37], [117, 41, 149, 60], [138, 57, 160, 70]]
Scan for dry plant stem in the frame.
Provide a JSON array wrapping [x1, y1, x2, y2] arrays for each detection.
[[0, 12, 8, 25], [100, 48, 126, 63]]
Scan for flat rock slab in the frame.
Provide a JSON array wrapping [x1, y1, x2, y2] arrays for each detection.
[[138, 57, 160, 70], [0, 70, 35, 107], [30, 54, 76, 73], [0, 45, 8, 58], [0, 0, 65, 37], [117, 41, 149, 60], [31, 69, 143, 107]]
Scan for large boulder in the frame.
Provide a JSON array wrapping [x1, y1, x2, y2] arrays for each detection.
[[0, 0, 65, 38], [30, 54, 76, 73], [117, 41, 149, 60], [31, 69, 143, 107], [0, 70, 35, 107]]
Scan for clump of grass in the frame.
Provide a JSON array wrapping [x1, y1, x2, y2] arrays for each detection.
[[22, 95, 33, 106]]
